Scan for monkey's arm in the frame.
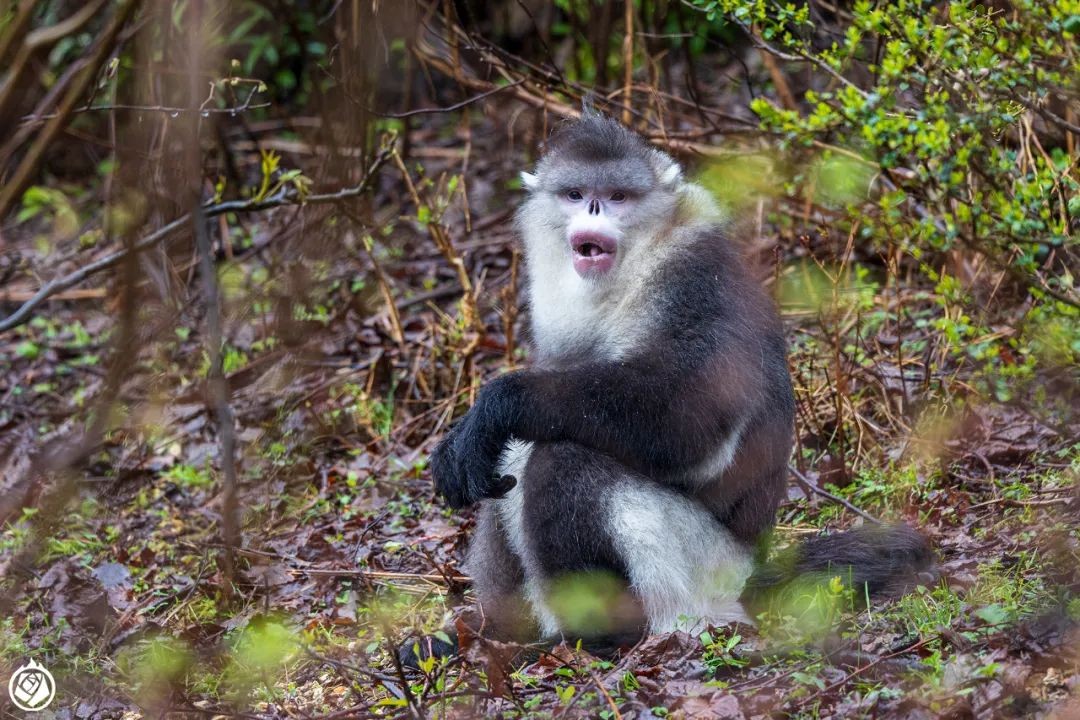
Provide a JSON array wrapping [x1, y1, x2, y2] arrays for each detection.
[[433, 349, 777, 508], [508, 355, 764, 471]]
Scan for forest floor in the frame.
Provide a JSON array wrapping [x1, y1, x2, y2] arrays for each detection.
[[1, 109, 1078, 719]]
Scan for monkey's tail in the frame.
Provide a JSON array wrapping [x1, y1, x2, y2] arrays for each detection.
[[741, 523, 936, 614]]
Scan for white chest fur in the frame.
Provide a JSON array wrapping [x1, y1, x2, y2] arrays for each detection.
[[526, 263, 639, 362], [521, 230, 673, 364]]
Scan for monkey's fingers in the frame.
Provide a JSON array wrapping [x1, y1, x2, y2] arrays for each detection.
[[431, 464, 465, 508], [488, 474, 518, 499], [439, 485, 468, 509]]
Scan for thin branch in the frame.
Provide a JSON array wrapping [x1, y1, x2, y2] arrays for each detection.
[[25, 0, 109, 49], [194, 197, 240, 594], [789, 465, 882, 525], [0, 147, 393, 334], [679, 0, 868, 101], [19, 101, 272, 126], [621, 0, 634, 125], [0, 0, 141, 222], [0, 0, 107, 120], [187, 0, 239, 598], [370, 79, 523, 118], [512, 0, 566, 86], [0, 0, 36, 66]]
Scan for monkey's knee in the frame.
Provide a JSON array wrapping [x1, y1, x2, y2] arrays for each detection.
[[518, 444, 650, 642], [397, 632, 458, 670], [606, 480, 755, 633], [521, 442, 631, 575], [464, 503, 537, 642]]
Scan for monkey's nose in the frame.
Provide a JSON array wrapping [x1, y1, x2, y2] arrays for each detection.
[[588, 199, 600, 216]]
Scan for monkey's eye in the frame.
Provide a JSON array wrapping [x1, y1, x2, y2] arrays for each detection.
[[567, 190, 583, 201], [610, 191, 627, 202]]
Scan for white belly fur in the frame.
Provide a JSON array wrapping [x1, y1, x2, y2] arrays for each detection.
[[606, 480, 753, 632]]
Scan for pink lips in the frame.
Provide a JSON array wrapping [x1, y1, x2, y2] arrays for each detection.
[[570, 232, 617, 276]]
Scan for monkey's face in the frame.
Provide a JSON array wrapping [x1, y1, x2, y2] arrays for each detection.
[[561, 183, 634, 277], [520, 157, 679, 282]]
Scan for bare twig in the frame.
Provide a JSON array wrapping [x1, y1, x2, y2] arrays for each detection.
[[389, 146, 484, 353], [757, 44, 798, 110], [0, 0, 140, 222], [789, 465, 882, 525], [788, 636, 934, 710], [0, 287, 107, 303], [371, 80, 523, 118], [0, 148, 392, 334], [194, 196, 240, 594], [383, 621, 427, 720], [18, 100, 272, 126], [0, 0, 107, 121], [0, 0, 36, 67], [622, 0, 634, 125], [186, 0, 239, 597]]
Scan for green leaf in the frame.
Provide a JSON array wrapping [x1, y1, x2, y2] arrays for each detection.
[[15, 341, 40, 360], [975, 603, 1008, 626]]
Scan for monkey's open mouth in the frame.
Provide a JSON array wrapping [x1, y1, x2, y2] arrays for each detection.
[[570, 232, 617, 276]]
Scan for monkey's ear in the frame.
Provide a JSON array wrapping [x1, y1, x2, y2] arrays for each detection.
[[659, 162, 683, 189], [520, 171, 539, 191]]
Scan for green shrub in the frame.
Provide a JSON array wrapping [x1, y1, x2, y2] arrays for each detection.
[[693, 0, 1079, 399]]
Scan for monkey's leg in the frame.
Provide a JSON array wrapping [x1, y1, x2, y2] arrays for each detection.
[[462, 501, 537, 642], [504, 442, 754, 645], [497, 441, 647, 647], [457, 438, 553, 644], [605, 476, 755, 633], [399, 483, 532, 669], [401, 441, 536, 669]]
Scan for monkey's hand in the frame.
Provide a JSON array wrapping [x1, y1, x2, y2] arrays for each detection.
[[431, 388, 519, 508]]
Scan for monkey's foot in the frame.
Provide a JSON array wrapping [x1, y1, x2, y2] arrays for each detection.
[[396, 632, 458, 670]]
